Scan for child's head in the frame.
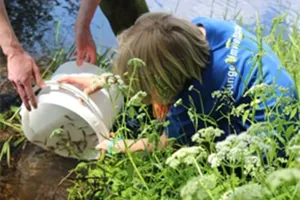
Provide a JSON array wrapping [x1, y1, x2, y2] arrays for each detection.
[[114, 12, 210, 105]]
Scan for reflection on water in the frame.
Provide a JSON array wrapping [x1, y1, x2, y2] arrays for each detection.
[[0, 0, 299, 199], [3, 0, 117, 59], [4, 0, 78, 57], [147, 0, 300, 32]]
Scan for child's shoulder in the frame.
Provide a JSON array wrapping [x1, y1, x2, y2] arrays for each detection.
[[191, 17, 234, 28]]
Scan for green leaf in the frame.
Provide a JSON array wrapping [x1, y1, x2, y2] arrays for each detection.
[[50, 128, 64, 138], [128, 106, 136, 119], [286, 125, 295, 139], [6, 142, 10, 167], [13, 136, 26, 147], [242, 110, 250, 125], [290, 107, 298, 120]]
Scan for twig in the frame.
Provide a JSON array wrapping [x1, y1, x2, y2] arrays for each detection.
[[51, 170, 74, 200]]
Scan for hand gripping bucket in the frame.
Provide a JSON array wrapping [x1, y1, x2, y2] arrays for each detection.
[[20, 61, 123, 160]]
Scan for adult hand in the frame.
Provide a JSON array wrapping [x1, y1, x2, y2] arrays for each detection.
[[7, 51, 44, 111], [75, 28, 97, 66]]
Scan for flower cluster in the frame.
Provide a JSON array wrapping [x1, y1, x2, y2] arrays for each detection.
[[180, 175, 217, 200], [243, 83, 275, 98], [230, 103, 249, 117], [221, 183, 270, 200], [192, 127, 224, 144], [127, 91, 147, 107], [266, 168, 300, 190], [166, 146, 207, 169], [206, 132, 270, 176]]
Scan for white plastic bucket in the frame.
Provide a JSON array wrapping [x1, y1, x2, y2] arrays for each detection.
[[20, 61, 123, 160]]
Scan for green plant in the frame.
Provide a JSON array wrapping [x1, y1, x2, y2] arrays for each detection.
[[65, 14, 300, 200]]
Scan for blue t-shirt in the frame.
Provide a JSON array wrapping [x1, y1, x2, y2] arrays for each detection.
[[165, 17, 298, 145]]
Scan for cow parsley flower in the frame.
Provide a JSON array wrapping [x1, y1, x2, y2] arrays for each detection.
[[180, 175, 217, 200], [223, 184, 270, 200], [127, 58, 146, 68], [192, 127, 225, 144], [188, 85, 194, 91], [166, 146, 207, 169], [127, 91, 147, 106], [230, 103, 249, 117], [266, 168, 300, 190], [174, 98, 183, 107], [208, 153, 221, 168], [243, 83, 275, 98]]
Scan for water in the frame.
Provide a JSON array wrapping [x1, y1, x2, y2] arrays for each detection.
[[0, 0, 299, 199]]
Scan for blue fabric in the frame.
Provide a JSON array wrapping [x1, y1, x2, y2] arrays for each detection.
[[165, 17, 299, 145]]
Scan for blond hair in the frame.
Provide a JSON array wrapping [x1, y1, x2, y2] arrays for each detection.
[[114, 12, 210, 105]]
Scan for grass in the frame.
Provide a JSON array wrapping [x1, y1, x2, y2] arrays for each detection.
[[0, 14, 300, 200], [66, 15, 300, 200]]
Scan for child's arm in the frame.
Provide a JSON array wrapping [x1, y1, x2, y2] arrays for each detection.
[[96, 133, 168, 153]]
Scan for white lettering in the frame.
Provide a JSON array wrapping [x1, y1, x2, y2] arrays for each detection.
[[225, 24, 242, 92]]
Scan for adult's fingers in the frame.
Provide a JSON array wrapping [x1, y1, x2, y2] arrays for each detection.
[[23, 79, 37, 109], [76, 51, 85, 66], [16, 83, 30, 111], [86, 54, 91, 63], [33, 63, 45, 88], [90, 51, 97, 64], [73, 51, 78, 57]]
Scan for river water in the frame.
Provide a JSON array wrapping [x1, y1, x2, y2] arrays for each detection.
[[0, 0, 299, 199]]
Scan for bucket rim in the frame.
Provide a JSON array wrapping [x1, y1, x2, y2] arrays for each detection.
[[20, 80, 110, 141]]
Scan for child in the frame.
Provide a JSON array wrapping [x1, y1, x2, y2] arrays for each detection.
[[59, 12, 298, 153]]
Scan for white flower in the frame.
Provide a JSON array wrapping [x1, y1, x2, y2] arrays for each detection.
[[193, 127, 224, 144], [180, 175, 217, 200], [174, 98, 183, 107], [231, 103, 249, 117], [165, 157, 180, 169], [250, 99, 262, 107], [166, 146, 207, 168], [208, 153, 221, 168], [136, 113, 146, 120], [211, 90, 222, 99], [266, 168, 300, 190], [127, 91, 147, 106], [127, 58, 146, 67], [244, 156, 261, 175], [243, 83, 274, 98], [226, 184, 270, 200], [188, 85, 194, 91]]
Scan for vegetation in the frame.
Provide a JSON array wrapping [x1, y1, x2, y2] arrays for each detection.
[[66, 16, 300, 200], [1, 15, 300, 200]]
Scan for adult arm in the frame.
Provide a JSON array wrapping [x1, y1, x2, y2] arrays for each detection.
[[0, 0, 44, 111], [75, 0, 101, 66]]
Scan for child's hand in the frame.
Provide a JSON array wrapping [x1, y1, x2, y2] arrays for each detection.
[[95, 139, 110, 152], [57, 76, 102, 100], [96, 133, 124, 154]]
